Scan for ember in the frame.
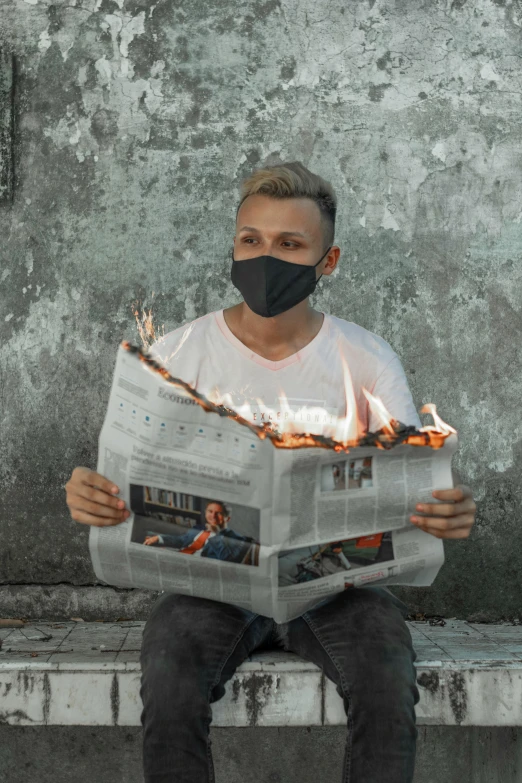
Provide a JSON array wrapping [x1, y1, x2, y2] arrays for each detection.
[[122, 341, 456, 453]]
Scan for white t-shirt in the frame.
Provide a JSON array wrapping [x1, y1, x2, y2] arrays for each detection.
[[149, 309, 421, 435]]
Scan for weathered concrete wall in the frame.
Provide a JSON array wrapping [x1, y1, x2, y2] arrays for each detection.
[[2, 725, 522, 783], [0, 0, 521, 620]]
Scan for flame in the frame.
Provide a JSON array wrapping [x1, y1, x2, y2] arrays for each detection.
[[206, 386, 223, 405], [279, 390, 293, 421], [221, 391, 236, 409], [252, 362, 358, 444], [255, 391, 336, 438], [362, 388, 397, 436], [334, 358, 358, 445], [255, 396, 275, 425], [420, 403, 457, 435], [124, 342, 457, 452], [234, 400, 254, 420], [132, 294, 164, 349]]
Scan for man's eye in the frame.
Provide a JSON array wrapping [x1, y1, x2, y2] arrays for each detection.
[[243, 238, 297, 247]]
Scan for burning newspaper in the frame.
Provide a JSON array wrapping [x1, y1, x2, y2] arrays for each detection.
[[89, 342, 457, 622]]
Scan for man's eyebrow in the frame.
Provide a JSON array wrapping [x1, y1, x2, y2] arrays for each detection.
[[239, 225, 309, 239]]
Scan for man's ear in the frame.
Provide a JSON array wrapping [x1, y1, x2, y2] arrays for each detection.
[[321, 247, 341, 277]]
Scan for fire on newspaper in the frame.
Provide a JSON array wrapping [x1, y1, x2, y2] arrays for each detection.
[[89, 340, 458, 623]]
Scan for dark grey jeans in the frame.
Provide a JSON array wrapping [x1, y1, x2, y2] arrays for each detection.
[[140, 587, 420, 782]]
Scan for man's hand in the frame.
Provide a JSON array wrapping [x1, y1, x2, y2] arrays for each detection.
[[144, 535, 160, 546], [410, 485, 476, 539], [65, 467, 131, 527]]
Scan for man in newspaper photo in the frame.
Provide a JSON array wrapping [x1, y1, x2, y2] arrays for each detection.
[[65, 161, 477, 782], [142, 500, 260, 565], [279, 533, 391, 586]]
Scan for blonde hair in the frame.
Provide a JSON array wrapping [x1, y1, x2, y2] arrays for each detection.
[[236, 161, 337, 250]]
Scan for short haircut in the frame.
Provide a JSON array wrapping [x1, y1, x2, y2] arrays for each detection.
[[236, 161, 337, 252], [205, 499, 230, 517]]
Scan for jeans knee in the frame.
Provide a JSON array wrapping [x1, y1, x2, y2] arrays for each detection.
[[375, 667, 419, 718], [140, 652, 211, 728], [340, 643, 418, 714], [142, 642, 200, 691]]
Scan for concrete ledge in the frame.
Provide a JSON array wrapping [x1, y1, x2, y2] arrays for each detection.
[[2, 620, 522, 728], [0, 584, 160, 622]]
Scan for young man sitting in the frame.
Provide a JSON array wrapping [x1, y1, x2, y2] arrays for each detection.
[[65, 161, 476, 782]]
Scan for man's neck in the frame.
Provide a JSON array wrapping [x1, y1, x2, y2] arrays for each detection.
[[223, 301, 324, 362]]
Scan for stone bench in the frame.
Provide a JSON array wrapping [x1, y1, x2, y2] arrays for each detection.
[[1, 619, 522, 728]]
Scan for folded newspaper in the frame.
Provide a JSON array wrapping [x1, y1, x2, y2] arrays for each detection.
[[89, 342, 457, 622]]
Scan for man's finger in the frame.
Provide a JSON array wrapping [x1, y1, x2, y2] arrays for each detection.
[[432, 486, 470, 502], [69, 508, 126, 527], [418, 524, 471, 540], [81, 469, 120, 496], [412, 513, 475, 532], [415, 500, 472, 518], [68, 495, 129, 520], [71, 485, 127, 515]]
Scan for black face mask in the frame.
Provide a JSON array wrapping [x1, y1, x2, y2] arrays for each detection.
[[230, 246, 332, 318]]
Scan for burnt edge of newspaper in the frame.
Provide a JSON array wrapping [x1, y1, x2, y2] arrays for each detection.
[[121, 341, 449, 453]]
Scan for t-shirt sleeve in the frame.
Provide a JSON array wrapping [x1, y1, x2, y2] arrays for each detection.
[[369, 354, 421, 431]]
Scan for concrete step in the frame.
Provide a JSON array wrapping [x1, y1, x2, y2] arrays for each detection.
[[1, 619, 522, 727]]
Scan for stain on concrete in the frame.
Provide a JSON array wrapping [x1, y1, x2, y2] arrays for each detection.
[[279, 57, 296, 82], [369, 82, 390, 102], [89, 108, 119, 148], [110, 673, 119, 726], [447, 671, 468, 725], [0, 49, 15, 203], [0, 708, 33, 725], [42, 673, 51, 724], [417, 671, 440, 694], [231, 678, 241, 703], [235, 673, 277, 725], [17, 672, 36, 696], [241, 675, 258, 726]]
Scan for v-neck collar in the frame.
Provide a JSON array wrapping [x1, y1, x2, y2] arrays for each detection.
[[214, 309, 329, 371]]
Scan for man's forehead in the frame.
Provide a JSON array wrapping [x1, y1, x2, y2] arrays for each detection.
[[236, 195, 321, 238]]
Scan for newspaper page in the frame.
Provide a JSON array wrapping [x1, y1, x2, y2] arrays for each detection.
[[270, 443, 453, 620], [89, 343, 456, 622]]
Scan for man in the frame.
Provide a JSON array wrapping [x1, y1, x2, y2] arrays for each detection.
[[292, 536, 381, 583], [143, 500, 259, 565], [65, 161, 477, 782], [296, 541, 354, 582]]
